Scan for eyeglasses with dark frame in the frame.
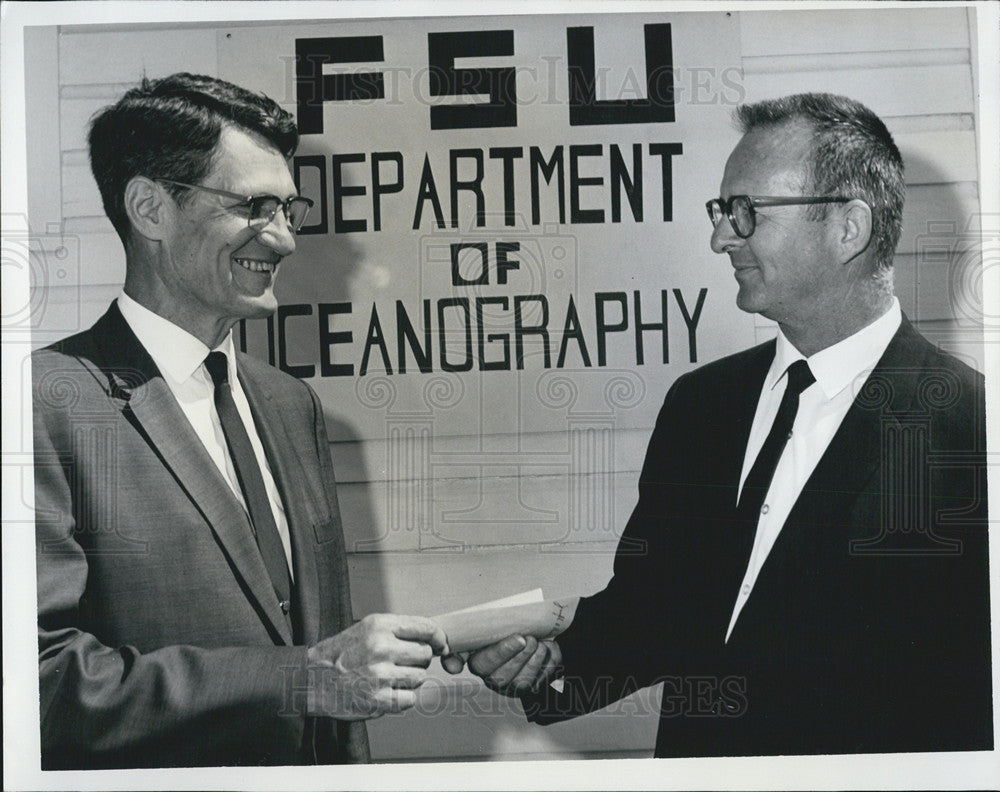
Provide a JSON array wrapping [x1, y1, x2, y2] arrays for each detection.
[[706, 195, 852, 239], [154, 178, 315, 233]]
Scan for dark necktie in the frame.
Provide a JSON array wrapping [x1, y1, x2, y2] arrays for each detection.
[[736, 359, 816, 525], [204, 351, 292, 615]]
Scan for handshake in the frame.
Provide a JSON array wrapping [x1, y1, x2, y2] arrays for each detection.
[[305, 597, 576, 720]]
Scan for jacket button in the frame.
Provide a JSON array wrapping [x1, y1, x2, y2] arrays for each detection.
[[279, 600, 291, 614]]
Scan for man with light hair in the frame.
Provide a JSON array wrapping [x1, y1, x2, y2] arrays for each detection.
[[448, 93, 992, 757]]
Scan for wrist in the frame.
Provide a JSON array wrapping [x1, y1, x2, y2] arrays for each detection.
[[305, 644, 337, 717]]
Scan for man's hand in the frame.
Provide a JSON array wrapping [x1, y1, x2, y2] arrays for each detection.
[[306, 614, 448, 720], [441, 635, 562, 696]]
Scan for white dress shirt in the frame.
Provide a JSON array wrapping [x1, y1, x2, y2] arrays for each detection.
[[118, 292, 294, 576], [725, 298, 901, 642]]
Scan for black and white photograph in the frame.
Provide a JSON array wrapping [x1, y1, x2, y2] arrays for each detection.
[[2, 1, 997, 789]]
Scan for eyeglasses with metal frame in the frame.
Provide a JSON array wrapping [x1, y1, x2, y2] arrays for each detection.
[[706, 195, 852, 239], [154, 178, 315, 233]]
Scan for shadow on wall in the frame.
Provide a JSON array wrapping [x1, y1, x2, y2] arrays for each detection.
[[271, 224, 390, 618], [895, 147, 987, 373]]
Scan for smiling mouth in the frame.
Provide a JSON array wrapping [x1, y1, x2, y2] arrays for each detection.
[[233, 257, 278, 274]]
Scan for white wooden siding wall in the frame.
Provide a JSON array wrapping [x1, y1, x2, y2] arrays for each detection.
[[739, 8, 984, 373], [26, 8, 982, 762]]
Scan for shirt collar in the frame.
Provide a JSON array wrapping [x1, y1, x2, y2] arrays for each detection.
[[768, 297, 902, 399], [117, 291, 236, 384]]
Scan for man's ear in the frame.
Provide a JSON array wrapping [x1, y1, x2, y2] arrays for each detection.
[[837, 199, 873, 264], [124, 176, 169, 241]]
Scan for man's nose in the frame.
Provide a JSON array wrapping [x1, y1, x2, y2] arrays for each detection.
[[710, 213, 742, 254], [257, 211, 297, 257]]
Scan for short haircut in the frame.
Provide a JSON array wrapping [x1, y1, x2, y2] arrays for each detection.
[[88, 72, 298, 243], [735, 93, 904, 271]]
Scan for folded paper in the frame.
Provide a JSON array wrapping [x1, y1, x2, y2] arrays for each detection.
[[435, 598, 580, 654]]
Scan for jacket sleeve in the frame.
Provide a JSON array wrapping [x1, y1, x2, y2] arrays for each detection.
[[34, 374, 310, 769], [523, 374, 692, 723], [305, 382, 371, 764]]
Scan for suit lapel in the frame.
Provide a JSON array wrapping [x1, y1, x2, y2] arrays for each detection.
[[94, 303, 293, 644], [729, 342, 777, 559], [724, 323, 927, 646], [783, 319, 921, 534], [690, 341, 774, 634], [733, 317, 926, 610], [238, 361, 322, 646], [728, 344, 773, 473]]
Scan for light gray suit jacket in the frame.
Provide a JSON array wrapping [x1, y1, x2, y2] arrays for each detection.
[[34, 301, 370, 768]]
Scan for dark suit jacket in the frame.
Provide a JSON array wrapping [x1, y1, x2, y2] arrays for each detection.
[[33, 301, 370, 768], [526, 317, 992, 756]]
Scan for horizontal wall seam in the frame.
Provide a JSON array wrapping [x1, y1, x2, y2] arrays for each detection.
[[742, 48, 969, 73]]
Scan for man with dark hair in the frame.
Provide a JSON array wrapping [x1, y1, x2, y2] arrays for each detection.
[[448, 93, 992, 756], [34, 73, 447, 769]]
